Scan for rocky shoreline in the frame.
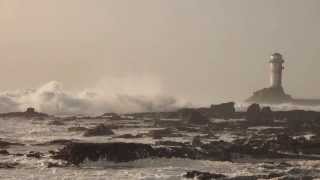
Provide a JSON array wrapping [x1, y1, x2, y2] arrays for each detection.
[[2, 103, 320, 179]]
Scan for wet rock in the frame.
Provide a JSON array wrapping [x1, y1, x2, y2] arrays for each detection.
[[115, 134, 143, 139], [0, 162, 19, 169], [0, 150, 9, 155], [155, 141, 188, 147], [260, 106, 274, 122], [260, 162, 292, 170], [53, 142, 229, 165], [26, 151, 44, 159], [261, 173, 285, 179], [0, 140, 24, 148], [228, 176, 255, 180], [183, 171, 226, 180], [192, 136, 203, 147], [26, 107, 35, 113], [180, 109, 209, 124], [36, 139, 75, 146], [149, 128, 181, 139], [68, 126, 89, 132], [83, 124, 115, 137], [0, 107, 49, 119], [183, 171, 284, 180], [278, 176, 313, 180], [200, 141, 233, 161], [13, 153, 24, 157], [47, 162, 67, 168], [246, 104, 261, 121], [227, 176, 258, 180], [48, 120, 65, 126], [53, 143, 157, 165], [210, 102, 236, 119]]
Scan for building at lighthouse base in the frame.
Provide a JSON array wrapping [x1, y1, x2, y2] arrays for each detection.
[[246, 86, 292, 104]]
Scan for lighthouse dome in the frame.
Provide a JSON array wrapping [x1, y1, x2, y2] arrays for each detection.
[[270, 53, 283, 60]]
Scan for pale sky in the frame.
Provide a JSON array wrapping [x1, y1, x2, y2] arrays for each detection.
[[1, 0, 320, 105]]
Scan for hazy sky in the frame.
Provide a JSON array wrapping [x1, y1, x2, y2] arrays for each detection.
[[1, 0, 320, 105]]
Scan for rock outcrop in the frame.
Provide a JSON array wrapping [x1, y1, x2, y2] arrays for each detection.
[[52, 142, 231, 165], [210, 102, 235, 119], [0, 107, 49, 119], [247, 87, 292, 104], [179, 109, 209, 124]]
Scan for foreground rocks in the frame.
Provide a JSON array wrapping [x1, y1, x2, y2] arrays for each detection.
[[52, 142, 230, 165], [52, 132, 320, 166], [183, 171, 226, 180], [183, 170, 286, 180]]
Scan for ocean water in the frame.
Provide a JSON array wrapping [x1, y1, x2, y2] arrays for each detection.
[[0, 117, 320, 180]]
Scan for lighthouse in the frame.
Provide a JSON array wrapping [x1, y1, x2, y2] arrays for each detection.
[[247, 53, 292, 104], [269, 53, 285, 88]]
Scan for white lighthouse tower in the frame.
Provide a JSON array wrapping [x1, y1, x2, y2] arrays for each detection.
[[269, 53, 285, 88]]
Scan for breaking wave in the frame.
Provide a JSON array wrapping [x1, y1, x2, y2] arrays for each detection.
[[0, 80, 188, 115]]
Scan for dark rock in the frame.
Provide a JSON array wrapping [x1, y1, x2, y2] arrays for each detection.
[[26, 151, 44, 159], [53, 142, 230, 165], [278, 176, 313, 180], [0, 150, 9, 155], [68, 127, 89, 132], [200, 141, 233, 161], [0, 162, 19, 169], [36, 139, 75, 146], [192, 136, 203, 147], [0, 107, 49, 119], [260, 106, 274, 122], [149, 128, 181, 139], [14, 153, 24, 157], [0, 140, 24, 148], [180, 109, 209, 124], [183, 171, 226, 180], [48, 120, 65, 126], [247, 86, 292, 104], [261, 173, 285, 179], [183, 171, 284, 180], [155, 141, 187, 147], [26, 107, 35, 113], [47, 162, 67, 168], [53, 143, 157, 165], [83, 124, 115, 137], [227, 176, 258, 180], [210, 102, 236, 119], [246, 104, 261, 121], [115, 134, 143, 139]]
